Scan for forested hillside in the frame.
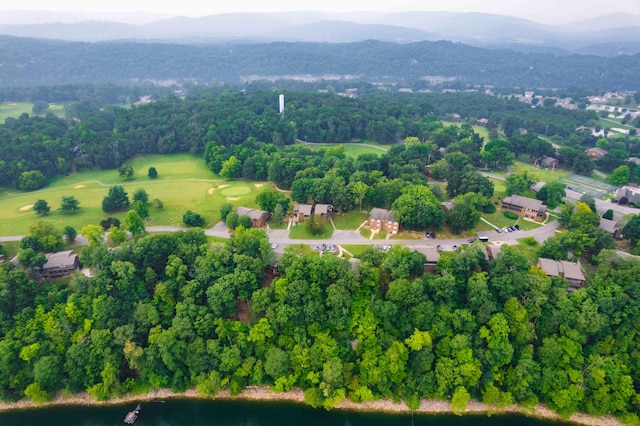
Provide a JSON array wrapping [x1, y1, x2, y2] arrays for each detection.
[[0, 90, 599, 189], [0, 36, 638, 90], [0, 229, 638, 422]]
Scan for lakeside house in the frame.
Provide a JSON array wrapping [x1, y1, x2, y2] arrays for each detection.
[[537, 258, 586, 291], [501, 194, 546, 219], [41, 250, 80, 279], [235, 207, 271, 228], [367, 208, 399, 234]]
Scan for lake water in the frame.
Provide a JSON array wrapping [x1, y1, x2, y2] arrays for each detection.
[[0, 398, 568, 426]]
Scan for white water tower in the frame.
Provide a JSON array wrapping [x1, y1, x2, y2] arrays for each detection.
[[279, 94, 284, 115]]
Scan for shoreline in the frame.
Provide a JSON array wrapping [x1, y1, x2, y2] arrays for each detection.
[[0, 386, 625, 426]]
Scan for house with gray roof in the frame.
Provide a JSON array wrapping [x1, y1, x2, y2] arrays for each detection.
[[41, 250, 79, 279], [615, 186, 640, 204], [367, 208, 399, 234], [293, 204, 313, 223], [236, 207, 271, 228], [537, 258, 586, 290], [501, 194, 546, 219], [314, 204, 333, 220]]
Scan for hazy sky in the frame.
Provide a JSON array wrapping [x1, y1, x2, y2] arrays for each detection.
[[1, 0, 639, 24]]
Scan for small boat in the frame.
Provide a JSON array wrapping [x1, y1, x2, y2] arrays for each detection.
[[124, 404, 140, 424]]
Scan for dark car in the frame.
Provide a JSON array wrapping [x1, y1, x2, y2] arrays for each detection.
[[453, 244, 458, 251], [467, 238, 477, 243], [496, 228, 501, 233], [437, 245, 442, 252], [514, 224, 521, 230]]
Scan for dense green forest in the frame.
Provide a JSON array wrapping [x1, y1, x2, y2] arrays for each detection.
[[0, 229, 639, 423], [0, 90, 603, 189], [0, 36, 639, 90]]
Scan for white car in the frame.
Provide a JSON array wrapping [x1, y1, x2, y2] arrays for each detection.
[[271, 242, 278, 249]]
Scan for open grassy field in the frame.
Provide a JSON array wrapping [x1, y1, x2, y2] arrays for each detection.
[[301, 142, 388, 158], [288, 221, 334, 239], [443, 121, 491, 146], [508, 161, 571, 183], [0, 154, 268, 236], [0, 102, 33, 121], [332, 211, 368, 230]]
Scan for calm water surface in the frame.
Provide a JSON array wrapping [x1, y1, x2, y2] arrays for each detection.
[[0, 399, 569, 426]]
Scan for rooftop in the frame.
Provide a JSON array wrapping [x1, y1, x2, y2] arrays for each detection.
[[369, 208, 396, 222], [43, 250, 78, 269], [502, 194, 546, 212]]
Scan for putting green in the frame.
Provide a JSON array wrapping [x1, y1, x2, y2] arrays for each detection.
[[221, 185, 251, 196]]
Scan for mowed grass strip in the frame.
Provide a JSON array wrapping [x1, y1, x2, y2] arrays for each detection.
[[0, 154, 267, 236]]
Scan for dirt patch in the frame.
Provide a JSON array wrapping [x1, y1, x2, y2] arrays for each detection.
[[74, 184, 85, 189], [19, 204, 34, 211], [254, 183, 264, 188], [208, 188, 215, 194], [218, 184, 230, 189]]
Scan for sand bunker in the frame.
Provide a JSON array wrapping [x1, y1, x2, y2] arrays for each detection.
[[20, 204, 34, 211], [74, 184, 85, 189], [227, 197, 240, 201], [208, 188, 215, 194], [218, 184, 230, 189], [254, 183, 264, 188]]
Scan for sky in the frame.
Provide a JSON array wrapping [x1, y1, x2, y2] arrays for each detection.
[[1, 0, 639, 24]]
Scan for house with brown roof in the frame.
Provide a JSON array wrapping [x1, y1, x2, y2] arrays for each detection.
[[314, 204, 333, 221], [540, 156, 559, 169], [236, 207, 271, 228], [586, 147, 607, 159], [485, 244, 503, 261], [367, 208, 399, 234], [419, 246, 440, 272], [537, 258, 586, 290], [41, 250, 80, 279], [501, 194, 546, 219], [476, 118, 489, 126], [292, 204, 313, 223]]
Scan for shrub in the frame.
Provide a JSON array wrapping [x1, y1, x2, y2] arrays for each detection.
[[183, 210, 205, 227], [225, 212, 239, 229], [19, 170, 47, 191], [238, 215, 252, 229], [147, 166, 158, 179], [522, 236, 538, 246], [100, 217, 121, 230], [152, 199, 164, 209], [503, 211, 519, 220], [482, 203, 496, 214]]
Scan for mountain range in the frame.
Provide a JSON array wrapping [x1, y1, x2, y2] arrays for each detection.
[[0, 10, 638, 56]]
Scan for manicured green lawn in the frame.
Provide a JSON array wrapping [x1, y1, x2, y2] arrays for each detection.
[[0, 102, 33, 121], [0, 154, 268, 236], [509, 161, 571, 183], [340, 244, 368, 258], [302, 143, 387, 158], [288, 221, 334, 239], [285, 244, 320, 257], [333, 211, 368, 230]]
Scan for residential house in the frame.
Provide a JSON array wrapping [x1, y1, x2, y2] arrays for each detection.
[[41, 250, 80, 279], [530, 181, 547, 193], [599, 218, 620, 238], [586, 147, 607, 159], [451, 113, 462, 123], [537, 258, 586, 291], [540, 156, 559, 169], [292, 204, 313, 223], [235, 207, 271, 228], [627, 157, 640, 166], [501, 194, 547, 219], [314, 204, 333, 221], [615, 186, 640, 204], [441, 201, 453, 214], [476, 118, 489, 127], [485, 244, 503, 261], [367, 208, 399, 234], [420, 246, 441, 272]]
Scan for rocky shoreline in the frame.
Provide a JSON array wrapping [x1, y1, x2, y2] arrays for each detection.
[[0, 386, 625, 426]]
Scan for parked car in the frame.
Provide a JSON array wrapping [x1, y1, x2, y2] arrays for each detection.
[[453, 244, 458, 251], [467, 238, 477, 243], [496, 228, 501, 233], [437, 245, 442, 252], [514, 224, 521, 231], [271, 242, 278, 249]]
